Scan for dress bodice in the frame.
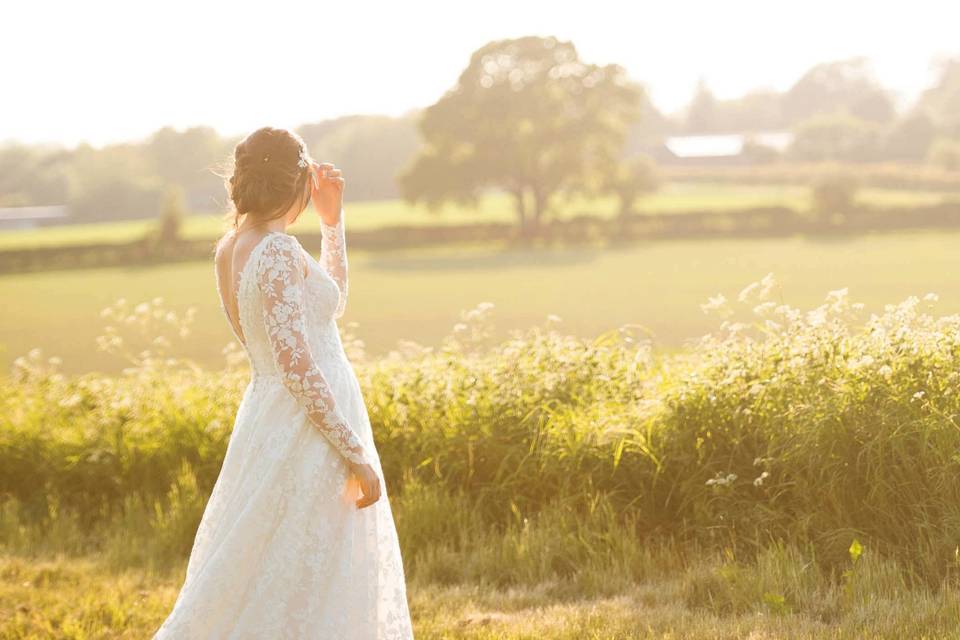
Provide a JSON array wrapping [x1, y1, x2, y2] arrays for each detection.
[[215, 222, 371, 468], [237, 234, 345, 379]]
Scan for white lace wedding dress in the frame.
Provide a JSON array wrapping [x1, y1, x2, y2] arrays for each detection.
[[153, 215, 414, 639]]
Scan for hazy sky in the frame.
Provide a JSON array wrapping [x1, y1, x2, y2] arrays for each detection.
[[4, 0, 959, 148]]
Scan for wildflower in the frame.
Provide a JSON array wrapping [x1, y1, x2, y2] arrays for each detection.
[[758, 272, 777, 298], [738, 273, 776, 303], [701, 294, 731, 317], [827, 288, 849, 304], [753, 471, 770, 487], [706, 472, 737, 487], [878, 365, 893, 378], [753, 302, 777, 317], [738, 281, 760, 303]]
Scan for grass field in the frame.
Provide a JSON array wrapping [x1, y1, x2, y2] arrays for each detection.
[[6, 552, 959, 639], [0, 183, 951, 251], [2, 228, 960, 374]]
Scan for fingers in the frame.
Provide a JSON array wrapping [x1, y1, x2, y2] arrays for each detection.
[[310, 161, 342, 181], [355, 475, 382, 509]]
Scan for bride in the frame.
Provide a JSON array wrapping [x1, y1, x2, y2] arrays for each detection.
[[153, 127, 415, 638]]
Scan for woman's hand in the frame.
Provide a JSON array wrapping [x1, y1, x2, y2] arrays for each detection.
[[309, 161, 345, 226], [347, 460, 381, 509]]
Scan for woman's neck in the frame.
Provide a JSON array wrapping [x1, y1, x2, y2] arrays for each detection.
[[236, 215, 288, 236]]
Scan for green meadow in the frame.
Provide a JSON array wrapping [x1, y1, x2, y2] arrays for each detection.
[[2, 227, 960, 374]]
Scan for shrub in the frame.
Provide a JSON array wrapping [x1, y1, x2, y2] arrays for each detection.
[[810, 168, 860, 221], [5, 287, 960, 584]]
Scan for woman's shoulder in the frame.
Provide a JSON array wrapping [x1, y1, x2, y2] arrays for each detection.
[[214, 229, 237, 257]]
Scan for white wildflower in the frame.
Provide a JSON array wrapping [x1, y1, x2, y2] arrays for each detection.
[[753, 302, 777, 317], [701, 294, 732, 317]]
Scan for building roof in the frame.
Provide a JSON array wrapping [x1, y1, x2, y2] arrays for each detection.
[[663, 131, 793, 159], [0, 205, 69, 221]]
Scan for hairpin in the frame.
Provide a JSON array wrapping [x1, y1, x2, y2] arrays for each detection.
[[297, 148, 309, 169]]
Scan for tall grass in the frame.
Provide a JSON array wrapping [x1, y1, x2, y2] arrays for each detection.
[[3, 277, 960, 594]]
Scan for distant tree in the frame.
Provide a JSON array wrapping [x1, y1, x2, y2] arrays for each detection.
[[789, 112, 882, 162], [400, 36, 643, 235], [145, 126, 228, 211], [603, 155, 660, 217], [623, 92, 674, 152], [685, 79, 720, 132], [927, 138, 960, 171], [683, 86, 786, 134], [0, 143, 71, 206], [917, 58, 960, 137], [298, 114, 420, 201], [783, 58, 895, 125], [155, 184, 186, 244], [69, 143, 163, 221], [703, 89, 786, 133], [883, 111, 937, 161]]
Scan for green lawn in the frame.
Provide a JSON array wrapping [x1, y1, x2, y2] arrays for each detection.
[[0, 184, 950, 251], [2, 228, 959, 374]]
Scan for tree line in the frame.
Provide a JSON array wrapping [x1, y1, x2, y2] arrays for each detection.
[[2, 38, 959, 230]]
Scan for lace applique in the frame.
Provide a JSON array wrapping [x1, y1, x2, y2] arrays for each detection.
[[320, 211, 348, 318], [256, 233, 370, 466]]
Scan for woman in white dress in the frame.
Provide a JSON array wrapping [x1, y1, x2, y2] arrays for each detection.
[[153, 126, 415, 639]]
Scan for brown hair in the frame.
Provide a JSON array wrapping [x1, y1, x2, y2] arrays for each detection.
[[223, 126, 312, 230]]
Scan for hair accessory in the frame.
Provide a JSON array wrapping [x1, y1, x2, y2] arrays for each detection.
[[262, 154, 270, 163], [297, 148, 309, 169]]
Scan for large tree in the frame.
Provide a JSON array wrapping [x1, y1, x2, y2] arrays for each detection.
[[399, 36, 643, 234], [782, 58, 895, 125]]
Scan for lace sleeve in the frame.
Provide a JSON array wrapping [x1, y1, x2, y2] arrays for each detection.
[[256, 233, 370, 466], [320, 209, 348, 318]]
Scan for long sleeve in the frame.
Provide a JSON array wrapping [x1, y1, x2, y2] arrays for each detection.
[[256, 233, 370, 466], [319, 209, 348, 318]]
